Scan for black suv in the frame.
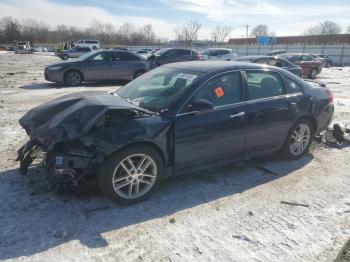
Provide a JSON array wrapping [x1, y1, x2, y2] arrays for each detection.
[[149, 48, 200, 66]]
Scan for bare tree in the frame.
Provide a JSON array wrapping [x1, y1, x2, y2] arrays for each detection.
[[0, 17, 20, 43], [249, 24, 269, 37], [211, 25, 233, 42], [174, 20, 202, 42], [305, 20, 342, 35], [0, 16, 164, 45]]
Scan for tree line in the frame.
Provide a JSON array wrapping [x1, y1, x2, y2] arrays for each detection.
[[0, 16, 161, 45], [0, 16, 349, 45]]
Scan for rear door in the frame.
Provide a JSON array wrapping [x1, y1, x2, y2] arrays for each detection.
[[174, 71, 247, 169], [176, 49, 192, 62], [112, 52, 143, 80], [83, 51, 115, 81], [243, 70, 297, 153]]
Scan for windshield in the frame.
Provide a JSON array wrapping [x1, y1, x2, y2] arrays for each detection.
[[116, 67, 202, 112], [201, 49, 216, 55]]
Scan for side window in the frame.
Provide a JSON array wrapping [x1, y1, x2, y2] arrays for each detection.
[[246, 71, 285, 100], [91, 52, 114, 62], [192, 72, 241, 107], [176, 49, 191, 56], [255, 58, 268, 65], [165, 49, 176, 57], [116, 52, 140, 61], [267, 58, 278, 66], [302, 55, 313, 61], [284, 77, 302, 94]]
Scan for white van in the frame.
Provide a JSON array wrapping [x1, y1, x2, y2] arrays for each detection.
[[74, 40, 100, 50]]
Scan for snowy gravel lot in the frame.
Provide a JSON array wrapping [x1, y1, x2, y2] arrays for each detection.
[[0, 52, 349, 262]]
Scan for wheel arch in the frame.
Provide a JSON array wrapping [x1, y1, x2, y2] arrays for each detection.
[[108, 141, 167, 167], [296, 115, 317, 133]]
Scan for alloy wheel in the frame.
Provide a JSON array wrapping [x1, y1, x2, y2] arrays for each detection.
[[289, 123, 311, 156], [66, 72, 81, 86], [112, 154, 157, 199]]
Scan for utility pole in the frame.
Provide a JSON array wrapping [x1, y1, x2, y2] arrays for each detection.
[[245, 24, 250, 55], [245, 24, 250, 39]]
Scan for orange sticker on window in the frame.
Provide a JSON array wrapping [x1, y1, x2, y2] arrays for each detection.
[[214, 87, 224, 98]]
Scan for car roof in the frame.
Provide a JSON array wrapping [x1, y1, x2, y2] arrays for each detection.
[[236, 55, 273, 60], [205, 48, 232, 50], [163, 61, 281, 73]]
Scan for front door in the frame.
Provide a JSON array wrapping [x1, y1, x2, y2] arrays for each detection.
[[174, 71, 247, 170], [83, 51, 115, 81]]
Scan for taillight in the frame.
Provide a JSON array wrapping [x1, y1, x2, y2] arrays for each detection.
[[326, 89, 334, 104]]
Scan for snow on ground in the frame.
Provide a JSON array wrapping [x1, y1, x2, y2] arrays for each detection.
[[0, 53, 349, 262]]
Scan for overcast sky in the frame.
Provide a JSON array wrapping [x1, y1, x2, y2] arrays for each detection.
[[0, 0, 349, 40]]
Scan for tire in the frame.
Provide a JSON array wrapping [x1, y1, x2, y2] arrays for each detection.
[[133, 70, 145, 79], [326, 62, 331, 68], [62, 54, 69, 60], [64, 70, 83, 86], [98, 145, 164, 205], [309, 68, 318, 79], [92, 46, 97, 50], [281, 119, 315, 159]]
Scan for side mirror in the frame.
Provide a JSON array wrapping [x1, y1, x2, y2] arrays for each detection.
[[188, 99, 213, 112]]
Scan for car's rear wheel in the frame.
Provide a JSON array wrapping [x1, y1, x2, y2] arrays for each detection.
[[98, 145, 163, 205], [310, 68, 318, 79], [326, 62, 331, 68], [64, 70, 83, 86], [281, 119, 314, 159], [62, 54, 69, 60]]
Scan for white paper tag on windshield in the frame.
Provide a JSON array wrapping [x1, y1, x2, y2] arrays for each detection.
[[176, 73, 197, 81]]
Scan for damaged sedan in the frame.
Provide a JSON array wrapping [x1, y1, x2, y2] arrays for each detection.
[[18, 61, 334, 205]]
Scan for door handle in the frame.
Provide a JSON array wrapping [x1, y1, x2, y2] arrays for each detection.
[[230, 112, 245, 119], [290, 102, 297, 108]]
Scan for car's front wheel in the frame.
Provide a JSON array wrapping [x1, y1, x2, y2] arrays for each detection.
[[62, 54, 69, 60], [281, 119, 314, 159], [98, 145, 163, 205], [64, 70, 83, 86]]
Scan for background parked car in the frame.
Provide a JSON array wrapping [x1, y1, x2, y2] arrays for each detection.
[[58, 46, 92, 60], [45, 50, 154, 86], [313, 54, 332, 68], [277, 53, 322, 79], [135, 50, 151, 57], [148, 48, 200, 66], [265, 50, 287, 56], [233, 55, 303, 77], [309, 54, 326, 67], [74, 39, 100, 50], [200, 48, 238, 61]]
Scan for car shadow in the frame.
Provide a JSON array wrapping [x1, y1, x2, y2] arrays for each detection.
[[19, 80, 129, 90], [0, 153, 313, 259]]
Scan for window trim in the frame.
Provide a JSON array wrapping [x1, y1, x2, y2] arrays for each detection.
[[282, 75, 304, 94], [176, 70, 244, 116], [243, 69, 287, 101]]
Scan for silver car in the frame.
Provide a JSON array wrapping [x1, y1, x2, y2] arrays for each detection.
[[200, 48, 238, 61], [58, 46, 92, 60], [45, 50, 155, 86]]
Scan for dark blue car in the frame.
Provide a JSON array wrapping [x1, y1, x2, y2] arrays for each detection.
[[18, 61, 334, 205]]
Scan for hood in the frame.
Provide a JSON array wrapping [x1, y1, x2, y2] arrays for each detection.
[[46, 60, 79, 68], [19, 91, 153, 149]]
